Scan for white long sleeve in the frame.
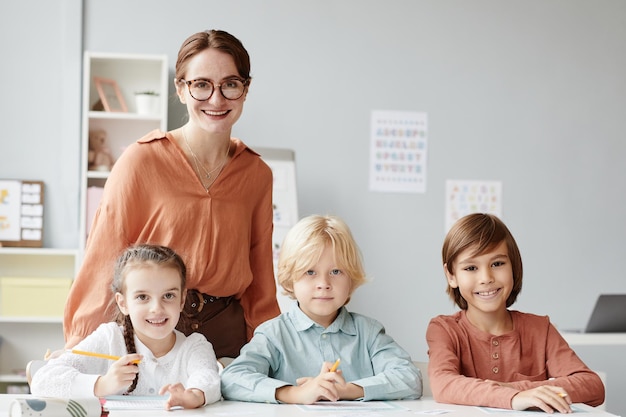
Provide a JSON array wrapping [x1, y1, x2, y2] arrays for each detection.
[[31, 322, 221, 404]]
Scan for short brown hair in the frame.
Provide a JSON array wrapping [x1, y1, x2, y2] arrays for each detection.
[[175, 29, 251, 84], [442, 213, 523, 309]]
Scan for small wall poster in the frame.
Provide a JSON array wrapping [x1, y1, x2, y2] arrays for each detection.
[[445, 180, 502, 232], [0, 179, 44, 247], [369, 110, 428, 193]]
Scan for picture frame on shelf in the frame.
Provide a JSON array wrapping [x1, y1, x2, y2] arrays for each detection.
[[94, 77, 127, 112]]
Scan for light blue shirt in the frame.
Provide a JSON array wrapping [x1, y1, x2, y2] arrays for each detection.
[[221, 304, 422, 403]]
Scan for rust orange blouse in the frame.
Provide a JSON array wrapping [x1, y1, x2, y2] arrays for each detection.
[[64, 130, 280, 348]]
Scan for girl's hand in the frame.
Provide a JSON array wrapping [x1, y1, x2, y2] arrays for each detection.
[[94, 354, 142, 397], [511, 385, 572, 414], [159, 383, 205, 410]]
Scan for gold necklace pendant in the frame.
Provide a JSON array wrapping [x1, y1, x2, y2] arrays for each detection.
[[182, 127, 230, 189]]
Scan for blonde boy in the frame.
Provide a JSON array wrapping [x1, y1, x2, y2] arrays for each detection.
[[221, 215, 422, 404]]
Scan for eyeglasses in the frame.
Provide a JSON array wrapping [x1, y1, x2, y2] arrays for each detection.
[[180, 78, 249, 101]]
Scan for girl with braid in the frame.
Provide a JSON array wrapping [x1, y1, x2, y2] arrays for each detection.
[[31, 244, 221, 409]]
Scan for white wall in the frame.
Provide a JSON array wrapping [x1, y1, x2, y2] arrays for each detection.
[[2, 0, 625, 412], [0, 0, 82, 249], [79, 0, 626, 353]]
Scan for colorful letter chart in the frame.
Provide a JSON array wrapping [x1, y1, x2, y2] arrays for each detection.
[[445, 180, 502, 232], [369, 110, 428, 193], [0, 180, 44, 247]]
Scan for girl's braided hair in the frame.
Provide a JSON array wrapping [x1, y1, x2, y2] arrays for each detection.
[[111, 244, 187, 393]]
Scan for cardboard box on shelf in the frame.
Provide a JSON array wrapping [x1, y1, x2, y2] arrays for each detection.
[[0, 277, 72, 317]]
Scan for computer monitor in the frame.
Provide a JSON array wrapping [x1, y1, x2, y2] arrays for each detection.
[[584, 294, 626, 333]]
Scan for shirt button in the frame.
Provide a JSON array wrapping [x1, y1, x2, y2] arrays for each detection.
[[322, 334, 327, 339], [149, 388, 155, 394], [191, 323, 199, 330], [492, 339, 499, 346], [492, 367, 499, 374], [492, 352, 499, 359]]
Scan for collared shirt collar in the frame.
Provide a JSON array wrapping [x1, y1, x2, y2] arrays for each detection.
[[288, 303, 357, 336]]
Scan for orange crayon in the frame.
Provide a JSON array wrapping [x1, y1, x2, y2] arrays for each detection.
[[69, 349, 141, 364]]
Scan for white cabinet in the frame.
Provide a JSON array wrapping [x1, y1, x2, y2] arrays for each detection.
[[0, 248, 78, 390], [79, 52, 169, 251]]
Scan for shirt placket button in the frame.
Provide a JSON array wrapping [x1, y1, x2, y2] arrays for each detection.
[[491, 338, 500, 374]]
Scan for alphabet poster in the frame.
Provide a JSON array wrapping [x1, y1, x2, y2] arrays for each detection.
[[445, 180, 502, 232], [369, 110, 428, 193]]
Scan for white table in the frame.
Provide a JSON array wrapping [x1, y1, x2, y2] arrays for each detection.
[[560, 332, 626, 416], [560, 332, 626, 346], [0, 396, 618, 417]]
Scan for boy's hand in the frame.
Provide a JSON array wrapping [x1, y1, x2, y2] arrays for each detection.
[[316, 361, 364, 400], [276, 362, 343, 404], [159, 383, 205, 410], [511, 385, 572, 414], [94, 354, 142, 397], [332, 370, 364, 400]]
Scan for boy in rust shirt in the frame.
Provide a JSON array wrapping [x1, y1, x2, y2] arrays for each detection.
[[427, 213, 604, 412]]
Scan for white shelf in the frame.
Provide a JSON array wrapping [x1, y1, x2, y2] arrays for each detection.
[[0, 316, 63, 324], [87, 170, 109, 179], [0, 248, 77, 391], [79, 51, 169, 252], [0, 247, 77, 256], [0, 374, 27, 383], [88, 110, 162, 121]]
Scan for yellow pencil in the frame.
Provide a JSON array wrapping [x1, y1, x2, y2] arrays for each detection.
[[69, 349, 141, 364], [558, 392, 568, 398], [330, 358, 341, 372]]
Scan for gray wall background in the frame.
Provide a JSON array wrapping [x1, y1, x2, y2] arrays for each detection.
[[2, 0, 625, 412]]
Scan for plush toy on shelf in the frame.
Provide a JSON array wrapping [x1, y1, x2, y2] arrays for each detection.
[[88, 128, 115, 172]]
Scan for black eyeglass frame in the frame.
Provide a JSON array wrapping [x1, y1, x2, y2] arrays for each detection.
[[179, 78, 250, 101]]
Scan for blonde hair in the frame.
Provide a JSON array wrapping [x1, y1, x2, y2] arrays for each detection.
[[278, 215, 366, 302]]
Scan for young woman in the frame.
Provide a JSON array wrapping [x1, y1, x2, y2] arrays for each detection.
[[64, 30, 281, 358]]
